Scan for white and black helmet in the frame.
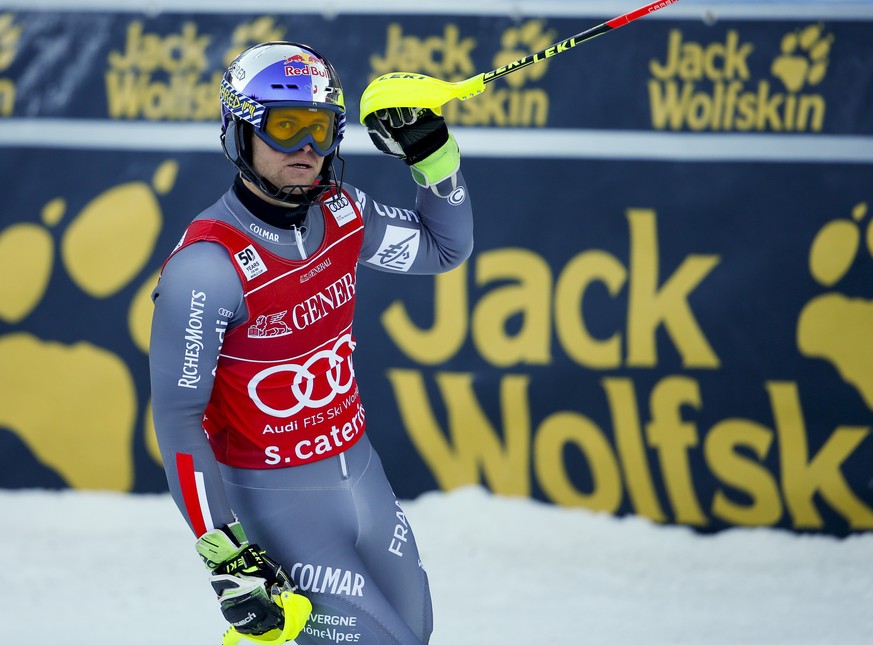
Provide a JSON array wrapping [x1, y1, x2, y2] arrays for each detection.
[[220, 42, 346, 201]]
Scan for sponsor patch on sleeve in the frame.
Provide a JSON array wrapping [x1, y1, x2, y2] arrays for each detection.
[[366, 225, 420, 272], [234, 244, 268, 280]]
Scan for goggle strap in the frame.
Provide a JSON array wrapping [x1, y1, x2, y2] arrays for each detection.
[[220, 79, 267, 128]]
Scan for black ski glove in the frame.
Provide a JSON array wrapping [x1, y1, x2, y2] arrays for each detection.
[[364, 107, 449, 165], [196, 522, 300, 636]]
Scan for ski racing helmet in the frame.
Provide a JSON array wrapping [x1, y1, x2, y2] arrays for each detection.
[[219, 42, 346, 203]]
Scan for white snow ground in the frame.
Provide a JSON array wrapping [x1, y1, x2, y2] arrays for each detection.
[[5, 486, 872, 645]]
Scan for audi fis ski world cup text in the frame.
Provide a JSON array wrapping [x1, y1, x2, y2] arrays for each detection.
[[263, 401, 365, 463]]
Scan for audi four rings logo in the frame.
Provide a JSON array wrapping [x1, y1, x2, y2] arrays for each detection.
[[247, 334, 356, 417], [326, 195, 350, 212]]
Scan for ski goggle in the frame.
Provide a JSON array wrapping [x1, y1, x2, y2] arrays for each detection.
[[260, 106, 340, 156]]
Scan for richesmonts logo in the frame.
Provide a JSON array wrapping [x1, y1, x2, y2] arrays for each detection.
[[648, 24, 832, 132]]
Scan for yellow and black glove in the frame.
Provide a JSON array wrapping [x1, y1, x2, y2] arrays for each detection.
[[196, 522, 309, 637]]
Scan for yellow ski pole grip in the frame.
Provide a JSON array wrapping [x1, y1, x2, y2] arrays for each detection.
[[359, 72, 486, 123], [221, 591, 313, 645]]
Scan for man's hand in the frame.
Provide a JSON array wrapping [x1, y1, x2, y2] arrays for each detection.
[[196, 522, 303, 636], [364, 107, 447, 164], [364, 107, 461, 188]]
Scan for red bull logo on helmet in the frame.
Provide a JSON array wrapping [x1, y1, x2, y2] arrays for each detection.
[[286, 53, 318, 64], [285, 63, 330, 79], [285, 53, 330, 79]]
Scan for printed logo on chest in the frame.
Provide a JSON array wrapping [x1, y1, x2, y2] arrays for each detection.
[[235, 244, 268, 279]]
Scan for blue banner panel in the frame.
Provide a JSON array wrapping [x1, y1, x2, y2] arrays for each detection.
[[1, 6, 872, 535], [1, 10, 871, 133], [1, 145, 871, 534]]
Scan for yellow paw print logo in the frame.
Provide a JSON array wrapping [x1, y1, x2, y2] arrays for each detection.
[[492, 20, 557, 88], [0, 161, 177, 490], [797, 202, 873, 410], [771, 23, 833, 93]]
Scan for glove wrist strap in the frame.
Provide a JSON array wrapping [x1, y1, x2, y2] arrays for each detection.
[[226, 521, 248, 546], [410, 134, 460, 188]]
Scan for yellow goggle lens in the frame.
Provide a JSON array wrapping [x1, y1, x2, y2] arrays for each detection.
[[263, 107, 335, 151]]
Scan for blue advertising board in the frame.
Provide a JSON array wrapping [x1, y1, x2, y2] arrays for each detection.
[[0, 3, 871, 535]]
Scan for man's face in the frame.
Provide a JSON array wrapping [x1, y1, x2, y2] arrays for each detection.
[[249, 134, 326, 202]]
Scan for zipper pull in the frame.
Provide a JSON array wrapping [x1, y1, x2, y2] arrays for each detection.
[[292, 225, 307, 259]]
